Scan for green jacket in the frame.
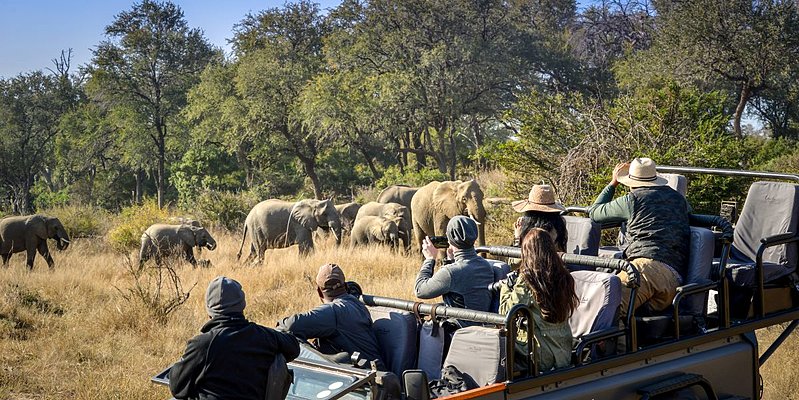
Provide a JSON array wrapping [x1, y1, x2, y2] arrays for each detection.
[[499, 280, 573, 372]]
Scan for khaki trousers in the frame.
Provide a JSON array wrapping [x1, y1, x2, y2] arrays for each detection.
[[618, 258, 680, 318]]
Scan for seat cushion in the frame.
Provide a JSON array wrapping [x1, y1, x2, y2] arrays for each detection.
[[564, 216, 601, 256], [569, 270, 621, 338], [681, 227, 715, 315], [368, 306, 418, 377], [733, 181, 799, 268], [442, 326, 506, 387]]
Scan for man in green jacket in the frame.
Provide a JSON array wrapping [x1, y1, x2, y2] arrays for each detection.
[[589, 158, 691, 317]]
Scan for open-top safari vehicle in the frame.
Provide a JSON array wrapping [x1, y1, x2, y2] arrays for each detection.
[[154, 166, 799, 400]]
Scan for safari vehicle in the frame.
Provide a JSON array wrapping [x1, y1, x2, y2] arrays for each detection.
[[153, 166, 799, 400]]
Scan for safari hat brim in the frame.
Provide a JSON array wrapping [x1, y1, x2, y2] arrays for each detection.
[[616, 161, 668, 187], [511, 199, 566, 213]]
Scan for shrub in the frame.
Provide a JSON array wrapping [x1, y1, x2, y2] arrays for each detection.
[[39, 204, 111, 238], [193, 190, 257, 232], [374, 165, 448, 191], [107, 199, 170, 250]]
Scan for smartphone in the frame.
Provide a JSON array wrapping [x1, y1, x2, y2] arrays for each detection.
[[429, 236, 449, 249]]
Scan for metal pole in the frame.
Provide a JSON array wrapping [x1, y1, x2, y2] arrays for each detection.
[[759, 319, 799, 366]]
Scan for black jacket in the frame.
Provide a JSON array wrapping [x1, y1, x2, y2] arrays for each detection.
[[169, 314, 300, 400], [278, 294, 385, 369]]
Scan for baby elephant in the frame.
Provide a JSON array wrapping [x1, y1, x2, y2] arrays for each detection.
[[350, 216, 400, 249], [139, 223, 217, 267]]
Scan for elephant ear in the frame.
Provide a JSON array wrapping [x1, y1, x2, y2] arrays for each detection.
[[432, 181, 464, 216], [25, 215, 49, 239], [292, 201, 318, 231]]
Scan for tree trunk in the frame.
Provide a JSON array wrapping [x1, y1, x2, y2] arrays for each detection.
[[472, 117, 485, 170], [302, 158, 324, 200], [733, 84, 752, 139], [448, 125, 457, 180], [357, 142, 380, 180], [156, 123, 166, 209], [134, 169, 143, 204], [413, 129, 426, 171]]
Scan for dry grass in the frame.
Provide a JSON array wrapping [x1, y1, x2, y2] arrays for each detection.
[[1, 222, 798, 399]]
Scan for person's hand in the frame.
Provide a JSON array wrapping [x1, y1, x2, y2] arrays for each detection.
[[446, 245, 455, 261], [611, 162, 629, 187], [513, 217, 524, 240], [421, 236, 439, 261]]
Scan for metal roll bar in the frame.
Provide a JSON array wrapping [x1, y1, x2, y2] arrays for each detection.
[[361, 294, 507, 325], [657, 165, 799, 182]]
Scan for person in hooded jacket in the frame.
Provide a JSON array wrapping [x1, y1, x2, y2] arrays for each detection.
[[169, 276, 300, 400]]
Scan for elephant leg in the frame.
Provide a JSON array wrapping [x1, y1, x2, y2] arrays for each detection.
[[1, 253, 9, 265], [296, 229, 313, 256], [184, 246, 197, 267], [244, 243, 256, 263], [26, 244, 37, 270], [37, 241, 55, 269]]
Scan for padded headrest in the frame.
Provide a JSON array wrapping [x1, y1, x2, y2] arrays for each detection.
[[442, 326, 506, 388], [734, 181, 799, 267], [368, 306, 418, 377], [564, 216, 601, 256], [681, 227, 715, 315], [660, 173, 688, 196], [569, 270, 621, 338]]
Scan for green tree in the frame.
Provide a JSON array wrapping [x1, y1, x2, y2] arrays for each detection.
[[0, 58, 78, 214], [90, 0, 218, 208], [620, 0, 799, 137]]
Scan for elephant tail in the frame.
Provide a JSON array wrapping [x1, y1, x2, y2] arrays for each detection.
[[237, 224, 248, 260]]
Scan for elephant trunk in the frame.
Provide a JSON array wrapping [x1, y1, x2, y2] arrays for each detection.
[[55, 235, 70, 251], [466, 206, 486, 247], [206, 239, 217, 251], [389, 232, 399, 249]]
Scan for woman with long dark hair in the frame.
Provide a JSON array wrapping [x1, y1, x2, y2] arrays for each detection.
[[499, 228, 579, 372]]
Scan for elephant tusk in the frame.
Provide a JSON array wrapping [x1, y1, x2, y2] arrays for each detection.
[[60, 238, 70, 244], [468, 213, 482, 226]]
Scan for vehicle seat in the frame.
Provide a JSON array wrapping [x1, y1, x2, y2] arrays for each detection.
[[637, 227, 715, 342], [725, 181, 799, 287], [441, 326, 506, 388], [599, 174, 688, 259], [488, 260, 511, 313], [564, 216, 601, 256], [369, 306, 419, 377], [569, 270, 621, 361], [570, 270, 621, 338]]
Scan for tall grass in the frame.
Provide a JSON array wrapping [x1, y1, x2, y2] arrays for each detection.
[[0, 210, 797, 399]]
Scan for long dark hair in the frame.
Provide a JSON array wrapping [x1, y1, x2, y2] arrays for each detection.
[[517, 211, 568, 253], [520, 228, 578, 323]]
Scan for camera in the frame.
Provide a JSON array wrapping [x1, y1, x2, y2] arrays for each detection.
[[429, 236, 449, 249]]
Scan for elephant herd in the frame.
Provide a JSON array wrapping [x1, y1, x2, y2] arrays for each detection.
[[0, 179, 487, 269]]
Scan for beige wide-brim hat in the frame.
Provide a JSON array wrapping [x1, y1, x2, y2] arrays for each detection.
[[511, 184, 566, 213], [617, 157, 669, 187]]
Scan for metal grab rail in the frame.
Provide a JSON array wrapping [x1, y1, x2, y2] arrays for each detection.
[[361, 295, 507, 325], [657, 165, 799, 182]]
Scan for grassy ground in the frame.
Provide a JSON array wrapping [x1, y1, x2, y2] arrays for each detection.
[[1, 224, 798, 398]]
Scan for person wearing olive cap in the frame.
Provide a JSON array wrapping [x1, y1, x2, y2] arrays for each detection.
[[278, 264, 385, 370], [169, 276, 300, 400], [415, 215, 495, 327]]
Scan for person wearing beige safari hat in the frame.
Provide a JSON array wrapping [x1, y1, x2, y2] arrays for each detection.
[[589, 158, 691, 317], [511, 184, 568, 253]]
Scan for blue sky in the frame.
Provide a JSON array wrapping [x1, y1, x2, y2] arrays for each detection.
[[0, 0, 342, 78]]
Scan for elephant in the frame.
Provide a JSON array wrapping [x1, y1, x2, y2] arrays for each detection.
[[377, 185, 418, 215], [139, 223, 217, 267], [335, 202, 361, 235], [410, 180, 486, 249], [350, 215, 400, 249], [0, 215, 70, 270], [237, 199, 342, 262], [356, 202, 412, 251]]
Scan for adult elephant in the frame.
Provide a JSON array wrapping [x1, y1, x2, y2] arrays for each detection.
[[238, 199, 342, 262], [139, 223, 217, 267], [350, 216, 400, 249], [356, 202, 412, 251], [0, 215, 70, 270], [335, 202, 361, 236], [377, 185, 418, 214], [410, 180, 486, 249]]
